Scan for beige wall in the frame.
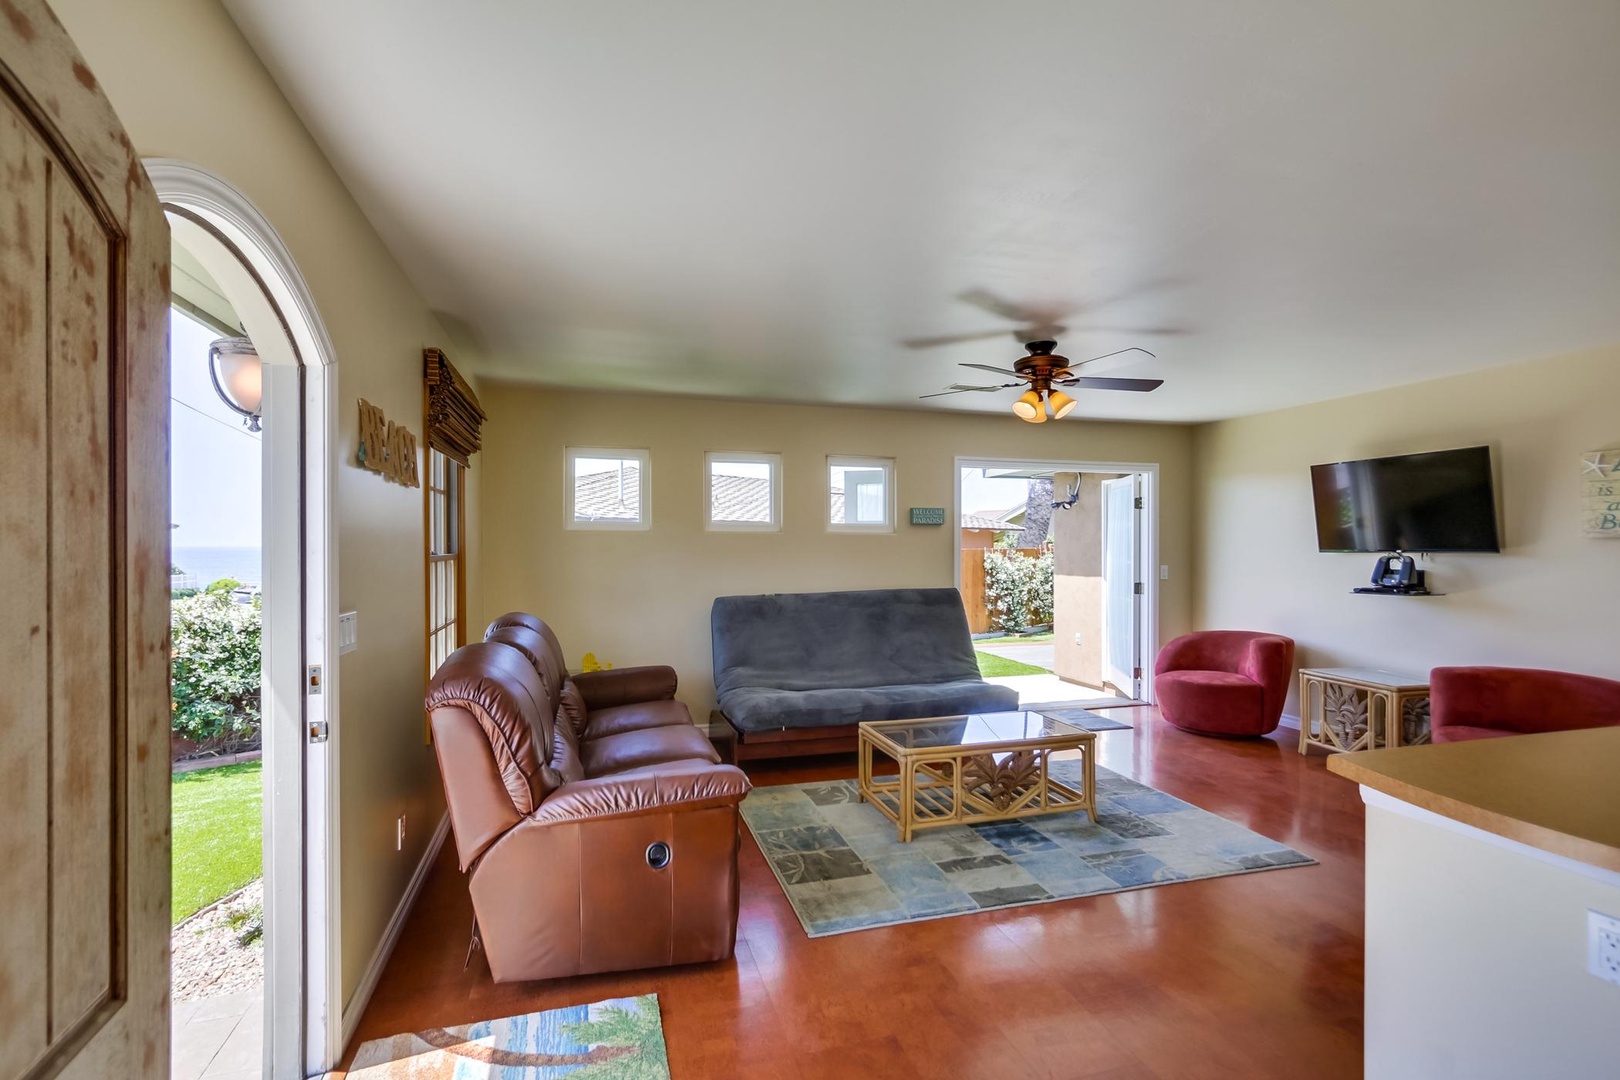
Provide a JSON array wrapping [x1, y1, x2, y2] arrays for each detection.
[[52, 0, 478, 1007], [1364, 801, 1620, 1079], [480, 386, 1195, 719], [1193, 344, 1620, 716]]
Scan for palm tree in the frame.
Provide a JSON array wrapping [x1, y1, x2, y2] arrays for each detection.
[[561, 996, 671, 1079], [412, 995, 669, 1076]]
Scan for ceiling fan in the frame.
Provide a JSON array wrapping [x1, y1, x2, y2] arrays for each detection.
[[921, 341, 1164, 423], [901, 287, 1186, 350]]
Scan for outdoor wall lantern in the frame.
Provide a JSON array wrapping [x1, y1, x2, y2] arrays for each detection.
[[208, 336, 263, 431]]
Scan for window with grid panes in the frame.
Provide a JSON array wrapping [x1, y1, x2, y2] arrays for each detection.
[[426, 447, 465, 675]]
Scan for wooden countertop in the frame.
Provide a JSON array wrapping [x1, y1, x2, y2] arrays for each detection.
[[1328, 727, 1620, 874]]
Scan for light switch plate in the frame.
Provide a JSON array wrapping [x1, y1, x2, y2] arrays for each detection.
[[1589, 910, 1620, 987], [338, 610, 358, 654]]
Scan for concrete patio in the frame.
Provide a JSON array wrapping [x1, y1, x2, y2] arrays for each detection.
[[171, 989, 261, 1080]]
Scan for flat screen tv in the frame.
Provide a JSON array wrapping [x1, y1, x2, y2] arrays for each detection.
[[1310, 446, 1500, 553]]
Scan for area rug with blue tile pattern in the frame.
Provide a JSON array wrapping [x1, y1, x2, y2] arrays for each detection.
[[740, 762, 1314, 937]]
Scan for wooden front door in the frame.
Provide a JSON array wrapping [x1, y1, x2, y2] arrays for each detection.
[[0, 3, 171, 1079]]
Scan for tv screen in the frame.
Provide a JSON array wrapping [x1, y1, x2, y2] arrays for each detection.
[[1310, 446, 1500, 553]]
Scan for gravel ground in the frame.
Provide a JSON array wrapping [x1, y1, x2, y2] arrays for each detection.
[[171, 878, 264, 1003]]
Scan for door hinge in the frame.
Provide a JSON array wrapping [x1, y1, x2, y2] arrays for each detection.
[[1134, 496, 1144, 510], [1133, 582, 1145, 595], [307, 664, 323, 694], [308, 721, 329, 744], [1133, 666, 1143, 680]]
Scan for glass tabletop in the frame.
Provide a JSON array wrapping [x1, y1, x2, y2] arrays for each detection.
[[862, 710, 1088, 750]]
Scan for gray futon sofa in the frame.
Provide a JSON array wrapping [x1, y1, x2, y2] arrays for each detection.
[[710, 588, 1020, 758]]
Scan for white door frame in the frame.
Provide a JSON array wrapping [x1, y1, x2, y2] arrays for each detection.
[[1099, 474, 1143, 698], [147, 160, 341, 1078], [954, 456, 1159, 706]]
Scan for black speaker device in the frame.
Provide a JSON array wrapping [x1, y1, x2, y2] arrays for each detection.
[[1353, 553, 1428, 594]]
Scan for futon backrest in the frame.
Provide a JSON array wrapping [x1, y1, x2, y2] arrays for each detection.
[[711, 588, 982, 694]]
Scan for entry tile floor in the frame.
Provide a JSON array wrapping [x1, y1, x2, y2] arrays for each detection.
[[171, 989, 262, 1080]]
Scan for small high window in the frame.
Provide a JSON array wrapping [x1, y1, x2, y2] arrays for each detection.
[[705, 452, 782, 531], [828, 456, 894, 532], [567, 448, 651, 529]]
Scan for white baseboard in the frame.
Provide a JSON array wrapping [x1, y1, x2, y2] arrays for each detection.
[[1277, 711, 1301, 731], [340, 810, 451, 1052]]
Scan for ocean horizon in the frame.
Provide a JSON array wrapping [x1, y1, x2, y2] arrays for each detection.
[[173, 546, 262, 588]]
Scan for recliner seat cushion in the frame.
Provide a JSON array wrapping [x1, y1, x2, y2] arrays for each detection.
[[582, 724, 722, 777], [583, 699, 692, 742], [719, 679, 1020, 733]]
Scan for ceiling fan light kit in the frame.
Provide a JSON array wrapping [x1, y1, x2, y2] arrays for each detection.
[[919, 338, 1165, 424]]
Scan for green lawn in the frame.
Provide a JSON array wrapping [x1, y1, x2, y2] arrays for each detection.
[[975, 633, 1056, 646], [975, 651, 1048, 677], [172, 761, 262, 924]]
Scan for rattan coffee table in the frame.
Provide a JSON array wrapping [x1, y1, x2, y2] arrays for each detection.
[[857, 711, 1097, 842]]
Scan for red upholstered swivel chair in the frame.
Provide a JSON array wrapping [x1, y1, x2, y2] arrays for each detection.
[[1154, 631, 1296, 737], [1429, 666, 1620, 743]]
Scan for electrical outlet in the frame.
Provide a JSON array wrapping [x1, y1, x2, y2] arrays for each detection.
[[396, 814, 406, 852], [1588, 910, 1620, 987], [1074, 633, 1083, 646]]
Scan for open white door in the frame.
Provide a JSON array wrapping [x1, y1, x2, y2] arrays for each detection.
[[1, 3, 172, 1077], [1100, 476, 1142, 699]]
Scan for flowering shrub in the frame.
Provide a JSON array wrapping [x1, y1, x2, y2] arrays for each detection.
[[983, 548, 1054, 634], [171, 592, 262, 751]]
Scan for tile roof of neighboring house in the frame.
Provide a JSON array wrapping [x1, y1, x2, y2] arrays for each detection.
[[710, 472, 776, 523], [573, 465, 643, 520], [961, 513, 1019, 532]]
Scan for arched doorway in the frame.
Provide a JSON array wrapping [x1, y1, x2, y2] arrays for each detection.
[[147, 161, 340, 1079]]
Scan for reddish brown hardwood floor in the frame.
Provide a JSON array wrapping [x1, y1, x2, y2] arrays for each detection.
[[336, 708, 1366, 1079]]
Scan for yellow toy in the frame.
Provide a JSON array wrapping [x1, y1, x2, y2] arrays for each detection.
[[581, 652, 613, 672]]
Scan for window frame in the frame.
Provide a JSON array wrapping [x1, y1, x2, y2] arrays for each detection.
[[565, 446, 652, 531], [703, 450, 783, 532], [827, 454, 896, 533], [424, 446, 466, 680]]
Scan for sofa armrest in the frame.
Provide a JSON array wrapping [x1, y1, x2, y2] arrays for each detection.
[[572, 665, 679, 711], [530, 762, 750, 825]]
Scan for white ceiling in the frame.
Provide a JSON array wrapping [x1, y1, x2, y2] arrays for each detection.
[[223, 0, 1620, 422]]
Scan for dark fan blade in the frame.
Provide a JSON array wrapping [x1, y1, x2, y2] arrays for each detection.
[[918, 383, 1017, 398], [961, 362, 1028, 378], [1069, 326, 1189, 337], [952, 286, 1069, 333], [1059, 376, 1165, 393], [1059, 347, 1157, 373], [956, 287, 1053, 325], [901, 329, 1022, 349]]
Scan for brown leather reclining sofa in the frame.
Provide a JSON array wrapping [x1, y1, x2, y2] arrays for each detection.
[[425, 612, 752, 982]]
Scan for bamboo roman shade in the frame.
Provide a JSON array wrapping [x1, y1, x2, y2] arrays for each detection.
[[423, 347, 485, 466]]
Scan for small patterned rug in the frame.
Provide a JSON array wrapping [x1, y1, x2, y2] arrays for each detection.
[[1035, 706, 1132, 732], [348, 995, 669, 1078], [741, 763, 1314, 937]]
